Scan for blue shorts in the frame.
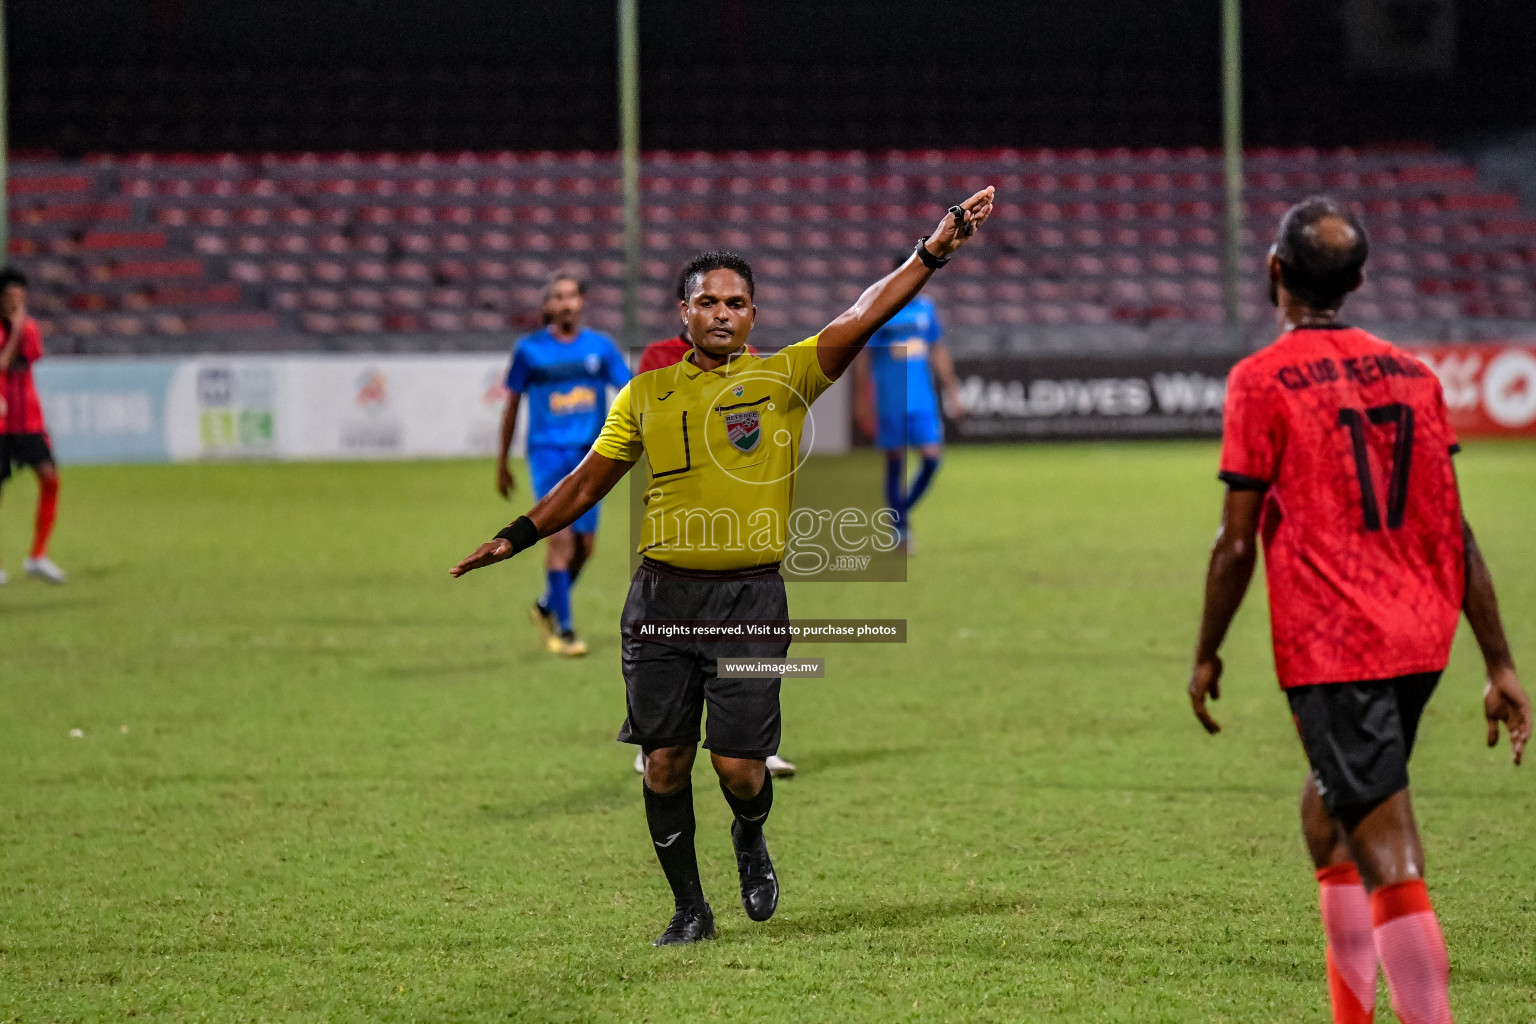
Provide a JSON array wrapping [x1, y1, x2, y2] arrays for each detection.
[[528, 444, 601, 535], [878, 409, 943, 451]]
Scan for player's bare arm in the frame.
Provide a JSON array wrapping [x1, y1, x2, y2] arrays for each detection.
[[495, 389, 522, 498], [1462, 518, 1531, 764], [815, 186, 995, 381], [1188, 487, 1264, 734], [451, 451, 634, 578], [0, 310, 24, 371], [0, 306, 26, 420]]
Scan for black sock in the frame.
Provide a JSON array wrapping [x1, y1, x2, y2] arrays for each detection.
[[721, 772, 773, 844], [642, 782, 705, 909]]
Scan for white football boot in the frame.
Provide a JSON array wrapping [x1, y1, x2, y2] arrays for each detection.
[[24, 556, 66, 584], [766, 754, 797, 777]]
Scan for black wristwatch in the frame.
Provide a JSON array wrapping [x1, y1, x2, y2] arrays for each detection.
[[913, 236, 950, 269]]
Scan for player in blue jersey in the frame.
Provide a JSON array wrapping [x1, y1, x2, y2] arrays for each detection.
[[496, 273, 631, 656], [853, 287, 963, 551]]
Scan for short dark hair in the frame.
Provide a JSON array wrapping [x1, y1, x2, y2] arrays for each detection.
[[1274, 196, 1369, 310], [678, 251, 754, 301], [544, 271, 585, 297], [0, 267, 30, 290]]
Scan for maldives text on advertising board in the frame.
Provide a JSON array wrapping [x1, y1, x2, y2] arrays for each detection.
[[950, 345, 1536, 441]]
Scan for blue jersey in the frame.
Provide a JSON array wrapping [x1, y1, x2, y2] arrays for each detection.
[[506, 327, 631, 449], [867, 295, 942, 419]]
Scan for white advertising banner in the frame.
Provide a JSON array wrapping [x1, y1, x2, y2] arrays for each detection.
[[39, 352, 852, 465], [46, 354, 511, 464]]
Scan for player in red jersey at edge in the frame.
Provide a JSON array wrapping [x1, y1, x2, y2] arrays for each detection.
[[0, 267, 65, 585], [1187, 198, 1530, 1024], [633, 267, 792, 779]]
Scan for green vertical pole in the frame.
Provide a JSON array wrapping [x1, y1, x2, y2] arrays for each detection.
[[618, 0, 641, 354], [0, 0, 9, 265], [1221, 0, 1244, 348]]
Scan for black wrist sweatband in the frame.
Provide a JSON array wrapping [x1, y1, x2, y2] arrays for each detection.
[[914, 236, 950, 269], [493, 515, 539, 555]]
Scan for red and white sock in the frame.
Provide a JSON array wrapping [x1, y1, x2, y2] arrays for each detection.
[[1372, 879, 1452, 1024], [1318, 863, 1377, 1023], [31, 474, 57, 559]]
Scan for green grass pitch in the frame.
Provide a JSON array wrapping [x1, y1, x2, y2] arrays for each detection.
[[1, 442, 1532, 1022]]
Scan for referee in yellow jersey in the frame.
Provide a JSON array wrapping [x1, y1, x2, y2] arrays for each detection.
[[451, 187, 995, 946]]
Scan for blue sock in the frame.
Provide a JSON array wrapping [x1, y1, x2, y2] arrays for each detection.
[[884, 455, 907, 529], [905, 456, 941, 513], [545, 569, 573, 633]]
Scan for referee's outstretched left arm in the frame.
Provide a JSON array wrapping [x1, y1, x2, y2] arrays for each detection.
[[450, 452, 635, 578], [814, 186, 995, 382]]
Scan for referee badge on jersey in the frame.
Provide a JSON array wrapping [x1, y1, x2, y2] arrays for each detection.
[[725, 409, 762, 453]]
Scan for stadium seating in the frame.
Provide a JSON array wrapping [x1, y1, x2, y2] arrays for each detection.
[[9, 146, 1536, 355]]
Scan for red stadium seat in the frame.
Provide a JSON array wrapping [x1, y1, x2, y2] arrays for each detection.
[[347, 260, 384, 283], [18, 145, 1529, 346], [340, 312, 383, 332], [106, 314, 146, 336], [1107, 254, 1142, 276], [345, 287, 384, 310], [301, 312, 339, 333], [386, 287, 426, 310]]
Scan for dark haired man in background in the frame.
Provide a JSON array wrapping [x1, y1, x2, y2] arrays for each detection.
[[495, 272, 630, 657], [0, 267, 65, 585], [1188, 197, 1530, 1024], [452, 188, 995, 946]]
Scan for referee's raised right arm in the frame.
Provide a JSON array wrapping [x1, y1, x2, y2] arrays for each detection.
[[814, 185, 994, 382]]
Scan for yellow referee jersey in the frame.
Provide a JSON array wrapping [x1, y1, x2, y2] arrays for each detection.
[[591, 336, 835, 571]]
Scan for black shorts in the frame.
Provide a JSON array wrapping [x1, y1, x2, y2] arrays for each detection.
[[0, 432, 53, 485], [617, 558, 791, 760], [1287, 671, 1442, 816]]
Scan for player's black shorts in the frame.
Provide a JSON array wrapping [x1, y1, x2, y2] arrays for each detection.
[[1287, 671, 1442, 816], [617, 557, 790, 760], [0, 432, 53, 485]]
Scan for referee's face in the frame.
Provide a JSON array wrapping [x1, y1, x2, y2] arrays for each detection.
[[681, 269, 755, 357]]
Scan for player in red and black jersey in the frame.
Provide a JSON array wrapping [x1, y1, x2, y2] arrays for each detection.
[[0, 268, 65, 584], [1187, 199, 1530, 1024]]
